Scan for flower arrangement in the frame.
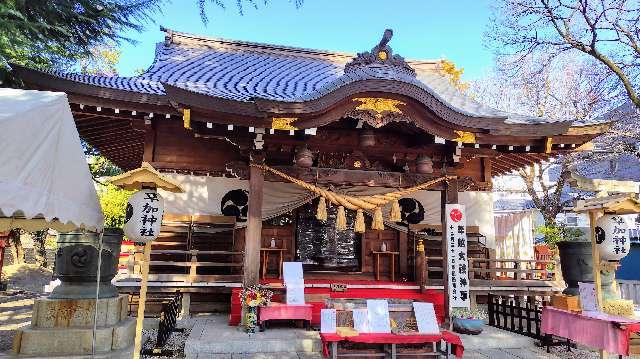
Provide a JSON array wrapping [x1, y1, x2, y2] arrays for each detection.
[[239, 284, 273, 307], [450, 307, 487, 321]]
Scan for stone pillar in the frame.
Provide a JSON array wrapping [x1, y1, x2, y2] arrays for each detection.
[[243, 162, 264, 287], [180, 293, 191, 319]]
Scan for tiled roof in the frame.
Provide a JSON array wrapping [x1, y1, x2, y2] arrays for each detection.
[[40, 28, 567, 125]]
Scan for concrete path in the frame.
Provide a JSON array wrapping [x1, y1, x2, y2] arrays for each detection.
[[183, 315, 571, 359]]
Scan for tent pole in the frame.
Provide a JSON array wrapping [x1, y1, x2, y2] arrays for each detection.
[[91, 231, 104, 357], [589, 210, 608, 359], [133, 241, 152, 359]]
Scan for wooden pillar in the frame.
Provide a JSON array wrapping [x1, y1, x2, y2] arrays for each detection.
[[139, 120, 156, 163], [399, 231, 408, 278], [441, 178, 458, 324], [589, 210, 608, 359], [243, 163, 264, 286]]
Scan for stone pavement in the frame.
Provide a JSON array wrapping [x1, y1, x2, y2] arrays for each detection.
[[183, 314, 570, 359]]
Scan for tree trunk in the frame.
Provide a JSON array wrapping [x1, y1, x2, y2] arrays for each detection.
[[9, 229, 24, 265], [33, 230, 48, 268]]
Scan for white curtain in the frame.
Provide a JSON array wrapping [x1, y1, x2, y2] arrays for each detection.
[[494, 211, 535, 260], [158, 174, 495, 243]]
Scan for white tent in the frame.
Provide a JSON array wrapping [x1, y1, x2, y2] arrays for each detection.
[[0, 88, 104, 232]]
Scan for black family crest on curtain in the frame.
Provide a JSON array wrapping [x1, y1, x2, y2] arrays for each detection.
[[397, 198, 425, 226], [221, 189, 249, 222]]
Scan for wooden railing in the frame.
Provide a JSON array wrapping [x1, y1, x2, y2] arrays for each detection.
[[469, 258, 557, 281], [126, 249, 244, 283], [421, 256, 559, 286]]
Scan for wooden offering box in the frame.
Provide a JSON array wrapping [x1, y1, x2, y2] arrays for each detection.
[[551, 294, 581, 312]]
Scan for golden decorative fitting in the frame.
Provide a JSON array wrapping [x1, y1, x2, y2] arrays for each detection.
[[416, 239, 425, 253], [183, 108, 191, 129], [377, 51, 388, 60], [271, 117, 298, 130], [545, 137, 553, 154], [453, 130, 476, 144], [353, 98, 405, 118]]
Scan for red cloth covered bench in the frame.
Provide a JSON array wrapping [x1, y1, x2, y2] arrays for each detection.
[[259, 302, 313, 330], [320, 331, 464, 358]]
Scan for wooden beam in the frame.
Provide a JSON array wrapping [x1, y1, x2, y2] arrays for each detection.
[[243, 161, 264, 286]]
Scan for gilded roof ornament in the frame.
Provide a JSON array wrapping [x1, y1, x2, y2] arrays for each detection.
[[345, 29, 416, 77], [271, 117, 298, 130]]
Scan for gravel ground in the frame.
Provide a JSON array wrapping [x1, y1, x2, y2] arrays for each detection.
[[141, 317, 199, 359]]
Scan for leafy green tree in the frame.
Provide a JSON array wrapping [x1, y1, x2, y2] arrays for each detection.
[[0, 0, 164, 84], [98, 184, 133, 229]]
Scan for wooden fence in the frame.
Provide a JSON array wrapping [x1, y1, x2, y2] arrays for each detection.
[[470, 258, 557, 281], [488, 293, 550, 339]]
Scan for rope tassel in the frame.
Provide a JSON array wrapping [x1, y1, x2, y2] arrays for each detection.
[[316, 196, 327, 221], [355, 209, 365, 233], [336, 206, 347, 231], [372, 207, 384, 230], [390, 200, 401, 222]]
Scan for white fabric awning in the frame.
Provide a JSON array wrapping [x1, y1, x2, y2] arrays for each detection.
[[0, 88, 104, 232]]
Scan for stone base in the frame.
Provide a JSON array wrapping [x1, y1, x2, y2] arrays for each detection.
[[13, 317, 135, 357], [49, 282, 119, 299], [13, 294, 135, 358]]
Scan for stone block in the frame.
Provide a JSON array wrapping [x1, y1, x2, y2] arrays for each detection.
[[111, 317, 136, 350], [31, 294, 127, 329], [14, 313, 134, 357]]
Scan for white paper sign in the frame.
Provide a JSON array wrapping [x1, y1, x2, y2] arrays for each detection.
[[366, 300, 391, 333], [445, 204, 470, 309], [283, 262, 304, 284], [412, 302, 440, 334], [321, 309, 337, 333], [579, 282, 598, 312], [286, 283, 305, 305], [352, 308, 370, 333]]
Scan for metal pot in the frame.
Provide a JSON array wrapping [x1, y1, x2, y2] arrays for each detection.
[[557, 241, 593, 296], [49, 229, 123, 299]]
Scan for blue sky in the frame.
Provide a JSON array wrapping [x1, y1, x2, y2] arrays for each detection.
[[116, 0, 495, 80]]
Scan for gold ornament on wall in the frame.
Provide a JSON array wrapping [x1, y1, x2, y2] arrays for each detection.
[[353, 98, 405, 118], [453, 130, 476, 144], [271, 117, 298, 130]]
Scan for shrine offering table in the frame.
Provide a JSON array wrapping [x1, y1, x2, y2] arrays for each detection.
[[541, 306, 640, 356], [372, 251, 399, 281], [260, 247, 287, 279], [259, 302, 313, 330], [320, 332, 464, 359]]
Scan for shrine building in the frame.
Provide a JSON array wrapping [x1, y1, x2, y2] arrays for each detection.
[[13, 28, 609, 321]]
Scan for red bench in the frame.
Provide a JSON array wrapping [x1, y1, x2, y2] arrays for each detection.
[[320, 331, 464, 358]]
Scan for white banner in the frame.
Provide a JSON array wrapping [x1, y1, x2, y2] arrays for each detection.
[[446, 204, 470, 309]]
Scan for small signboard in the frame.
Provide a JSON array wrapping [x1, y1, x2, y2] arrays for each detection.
[[321, 309, 337, 333], [412, 302, 440, 334], [283, 262, 305, 304], [283, 262, 304, 284], [445, 204, 470, 309], [579, 282, 598, 312], [352, 308, 370, 333], [366, 299, 391, 333]]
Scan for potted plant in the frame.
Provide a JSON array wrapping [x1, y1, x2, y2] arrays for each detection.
[[538, 224, 589, 295], [451, 308, 487, 335], [239, 284, 273, 333]]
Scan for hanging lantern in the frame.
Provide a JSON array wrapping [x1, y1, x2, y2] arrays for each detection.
[[595, 214, 630, 261], [295, 147, 314, 168], [359, 129, 376, 147], [415, 155, 433, 174], [123, 188, 165, 243]]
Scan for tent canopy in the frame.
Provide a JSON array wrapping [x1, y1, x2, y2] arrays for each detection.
[[0, 88, 104, 232]]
